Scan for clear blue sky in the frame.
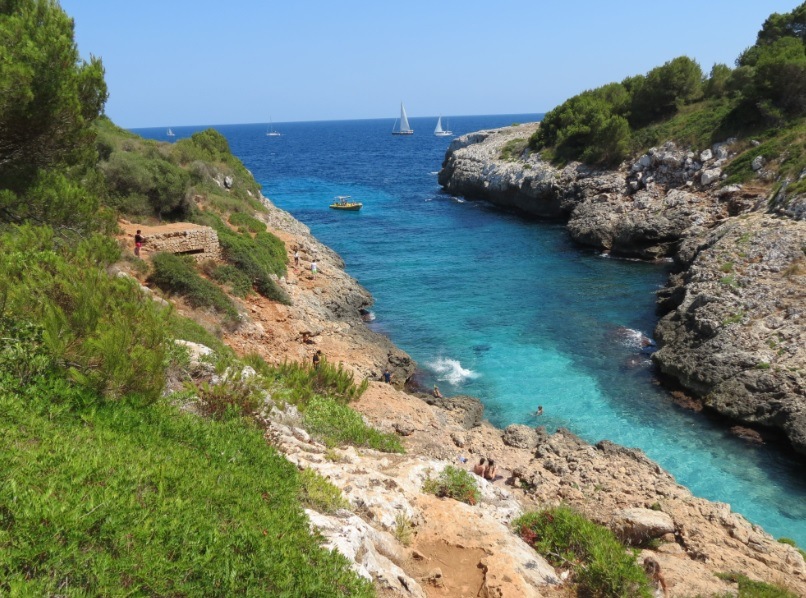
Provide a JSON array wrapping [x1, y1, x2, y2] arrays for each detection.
[[61, 0, 801, 128]]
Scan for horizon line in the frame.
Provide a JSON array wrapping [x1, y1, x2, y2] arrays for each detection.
[[126, 111, 546, 131]]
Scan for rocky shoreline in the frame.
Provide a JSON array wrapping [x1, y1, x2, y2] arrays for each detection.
[[206, 195, 806, 596], [438, 123, 806, 457]]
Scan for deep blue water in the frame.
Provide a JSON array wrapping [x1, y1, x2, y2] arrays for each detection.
[[135, 116, 806, 546]]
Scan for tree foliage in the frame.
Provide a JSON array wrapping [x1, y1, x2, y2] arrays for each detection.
[[0, 0, 107, 193], [629, 56, 703, 127]]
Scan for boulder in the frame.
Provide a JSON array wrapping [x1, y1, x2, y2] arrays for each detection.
[[612, 508, 675, 545], [423, 394, 484, 429], [502, 424, 539, 450], [700, 168, 722, 186]]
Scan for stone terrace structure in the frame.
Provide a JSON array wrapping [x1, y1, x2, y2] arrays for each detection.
[[125, 223, 222, 262]]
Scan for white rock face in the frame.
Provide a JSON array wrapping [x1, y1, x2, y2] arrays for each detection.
[[699, 148, 713, 162], [700, 168, 722, 186], [752, 155, 766, 171]]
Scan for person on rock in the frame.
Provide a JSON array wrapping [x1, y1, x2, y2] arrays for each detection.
[[311, 260, 318, 276], [432, 385, 443, 398], [483, 459, 497, 481], [312, 349, 322, 369], [472, 457, 486, 476], [383, 369, 392, 384]]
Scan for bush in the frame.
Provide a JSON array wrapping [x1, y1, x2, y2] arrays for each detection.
[[148, 252, 239, 322], [100, 149, 191, 219], [208, 264, 253, 297], [0, 226, 169, 403], [422, 465, 480, 505], [298, 468, 349, 514], [515, 506, 651, 597], [264, 357, 370, 408], [229, 211, 267, 233], [191, 369, 264, 420]]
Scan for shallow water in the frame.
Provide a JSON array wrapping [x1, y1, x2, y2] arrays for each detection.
[[137, 116, 806, 546]]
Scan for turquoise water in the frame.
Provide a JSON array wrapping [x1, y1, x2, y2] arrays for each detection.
[[136, 116, 806, 546]]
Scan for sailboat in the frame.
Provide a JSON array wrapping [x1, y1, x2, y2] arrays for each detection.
[[266, 118, 281, 137], [392, 102, 414, 135], [434, 116, 453, 137], [166, 128, 175, 137]]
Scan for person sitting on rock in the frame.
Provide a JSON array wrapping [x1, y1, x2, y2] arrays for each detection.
[[483, 459, 497, 481], [432, 384, 443, 398], [472, 457, 486, 476]]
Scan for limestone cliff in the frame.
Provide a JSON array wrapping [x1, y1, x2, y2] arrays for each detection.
[[439, 124, 806, 456]]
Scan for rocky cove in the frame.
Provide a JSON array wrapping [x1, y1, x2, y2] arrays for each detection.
[[438, 123, 806, 459], [138, 185, 806, 596]]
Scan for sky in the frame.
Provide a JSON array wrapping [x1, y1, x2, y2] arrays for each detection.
[[61, 0, 802, 129]]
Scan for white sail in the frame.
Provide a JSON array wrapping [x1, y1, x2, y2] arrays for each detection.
[[433, 115, 452, 137], [399, 103, 412, 133]]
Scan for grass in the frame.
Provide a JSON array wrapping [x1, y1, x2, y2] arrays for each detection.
[[514, 506, 651, 598], [303, 395, 404, 453], [229, 211, 267, 233], [716, 572, 799, 598], [0, 375, 373, 597], [422, 466, 480, 505]]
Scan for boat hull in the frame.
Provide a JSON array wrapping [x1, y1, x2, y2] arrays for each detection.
[[392, 131, 414, 135], [330, 203, 362, 211]]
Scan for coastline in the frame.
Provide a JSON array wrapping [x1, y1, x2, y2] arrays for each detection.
[[217, 194, 806, 596], [438, 123, 806, 458]]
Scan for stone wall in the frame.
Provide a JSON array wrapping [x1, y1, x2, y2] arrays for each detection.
[[146, 226, 221, 261]]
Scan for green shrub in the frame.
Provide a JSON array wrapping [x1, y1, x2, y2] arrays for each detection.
[[716, 572, 798, 598], [209, 263, 253, 297], [394, 513, 414, 546], [303, 395, 404, 453], [515, 506, 651, 597], [422, 465, 480, 505], [298, 468, 349, 514], [266, 357, 370, 408], [229, 211, 267, 233], [0, 226, 169, 403], [500, 138, 528, 161], [0, 376, 372, 597], [191, 369, 264, 420], [149, 252, 239, 322]]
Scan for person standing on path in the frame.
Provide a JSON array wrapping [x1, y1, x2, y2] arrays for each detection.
[[294, 249, 300, 268], [311, 260, 318, 276], [383, 369, 392, 384], [312, 350, 322, 369], [134, 230, 144, 257]]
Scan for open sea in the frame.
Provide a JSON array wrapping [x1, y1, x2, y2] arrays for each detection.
[[135, 115, 806, 546]]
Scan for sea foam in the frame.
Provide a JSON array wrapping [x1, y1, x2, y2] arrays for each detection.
[[430, 357, 479, 385]]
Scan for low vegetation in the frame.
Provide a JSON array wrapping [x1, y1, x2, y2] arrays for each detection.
[[422, 465, 480, 505], [514, 506, 652, 597], [715, 572, 799, 598], [149, 252, 240, 322], [0, 376, 371, 597]]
